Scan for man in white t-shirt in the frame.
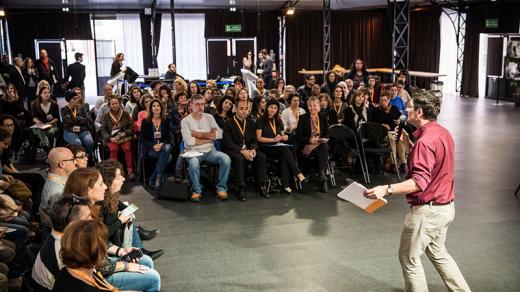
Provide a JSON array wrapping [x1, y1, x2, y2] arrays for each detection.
[[181, 94, 231, 202]]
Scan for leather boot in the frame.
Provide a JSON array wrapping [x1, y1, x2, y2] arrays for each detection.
[[320, 170, 329, 193]]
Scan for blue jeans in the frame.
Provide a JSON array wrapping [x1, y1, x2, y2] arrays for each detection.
[[146, 143, 173, 184], [132, 224, 144, 249], [106, 255, 161, 292], [0, 222, 28, 278], [63, 130, 94, 155], [186, 150, 231, 194]]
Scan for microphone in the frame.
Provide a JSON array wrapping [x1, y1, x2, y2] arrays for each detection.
[[395, 115, 407, 144]]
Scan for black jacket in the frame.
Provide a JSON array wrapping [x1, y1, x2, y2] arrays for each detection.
[[222, 116, 259, 153], [35, 58, 57, 85], [140, 118, 173, 152], [65, 62, 86, 88], [8, 66, 25, 97], [295, 112, 329, 151]]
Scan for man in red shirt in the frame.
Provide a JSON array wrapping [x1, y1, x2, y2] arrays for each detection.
[[365, 91, 470, 292]]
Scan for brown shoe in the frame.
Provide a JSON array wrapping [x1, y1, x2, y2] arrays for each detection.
[[8, 276, 22, 291], [216, 191, 228, 201]]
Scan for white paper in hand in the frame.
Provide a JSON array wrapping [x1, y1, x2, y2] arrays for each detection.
[[337, 182, 387, 214], [180, 151, 203, 158]]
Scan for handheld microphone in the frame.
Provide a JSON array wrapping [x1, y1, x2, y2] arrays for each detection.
[[395, 115, 407, 143]]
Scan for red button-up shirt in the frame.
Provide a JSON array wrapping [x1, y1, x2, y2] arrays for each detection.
[[406, 120, 455, 205]]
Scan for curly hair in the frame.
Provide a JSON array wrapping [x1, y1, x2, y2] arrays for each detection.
[[95, 159, 123, 213]]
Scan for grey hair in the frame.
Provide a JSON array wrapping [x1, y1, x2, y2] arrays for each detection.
[[412, 90, 442, 120]]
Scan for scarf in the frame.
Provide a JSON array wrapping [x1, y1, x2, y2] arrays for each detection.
[[42, 57, 49, 71], [351, 104, 367, 128]]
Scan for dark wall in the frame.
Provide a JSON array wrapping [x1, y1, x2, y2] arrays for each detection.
[[7, 12, 92, 59], [462, 3, 520, 97]]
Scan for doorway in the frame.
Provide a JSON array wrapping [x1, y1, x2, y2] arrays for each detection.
[[206, 37, 256, 80]]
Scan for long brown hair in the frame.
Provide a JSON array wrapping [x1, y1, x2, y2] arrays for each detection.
[[63, 168, 101, 200], [147, 99, 167, 121], [61, 220, 108, 269], [95, 160, 122, 213]]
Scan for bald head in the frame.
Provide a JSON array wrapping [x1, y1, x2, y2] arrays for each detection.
[[48, 147, 76, 176]]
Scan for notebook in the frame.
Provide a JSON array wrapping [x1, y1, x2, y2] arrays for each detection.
[[337, 182, 387, 214]]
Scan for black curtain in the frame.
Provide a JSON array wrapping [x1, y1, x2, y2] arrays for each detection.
[[285, 11, 323, 86], [7, 12, 92, 59], [462, 3, 520, 96], [140, 13, 162, 72], [330, 10, 392, 75], [409, 8, 441, 89], [204, 10, 279, 57]]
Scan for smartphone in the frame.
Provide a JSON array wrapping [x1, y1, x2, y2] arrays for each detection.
[[119, 249, 143, 262], [120, 204, 138, 217]]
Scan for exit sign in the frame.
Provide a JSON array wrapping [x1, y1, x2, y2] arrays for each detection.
[[486, 19, 498, 28], [225, 24, 242, 33]]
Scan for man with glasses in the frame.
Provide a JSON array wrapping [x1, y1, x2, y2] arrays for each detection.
[[39, 147, 77, 228], [181, 94, 231, 202], [32, 194, 92, 290], [297, 75, 315, 103]]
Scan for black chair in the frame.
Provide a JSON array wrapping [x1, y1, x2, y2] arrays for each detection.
[[358, 122, 401, 183], [328, 124, 368, 184]]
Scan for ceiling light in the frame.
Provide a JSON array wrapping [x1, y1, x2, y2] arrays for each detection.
[[0, 8, 4, 17], [62, 7, 69, 12], [230, 7, 236, 12], [286, 7, 295, 15]]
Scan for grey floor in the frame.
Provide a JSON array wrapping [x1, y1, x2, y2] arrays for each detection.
[[122, 96, 520, 292]]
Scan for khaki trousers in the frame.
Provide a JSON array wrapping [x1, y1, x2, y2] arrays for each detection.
[[388, 132, 410, 164], [399, 202, 471, 292]]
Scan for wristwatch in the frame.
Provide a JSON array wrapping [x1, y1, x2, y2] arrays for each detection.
[[386, 184, 393, 195]]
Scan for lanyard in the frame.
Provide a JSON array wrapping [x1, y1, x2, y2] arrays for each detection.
[[234, 116, 247, 138], [109, 110, 123, 126], [47, 174, 66, 186], [334, 102, 342, 116], [152, 119, 161, 132], [69, 106, 77, 119], [67, 268, 118, 291], [268, 118, 277, 136]]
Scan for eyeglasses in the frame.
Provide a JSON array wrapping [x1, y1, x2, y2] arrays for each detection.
[[75, 154, 88, 160], [60, 157, 76, 164], [3, 124, 14, 128]]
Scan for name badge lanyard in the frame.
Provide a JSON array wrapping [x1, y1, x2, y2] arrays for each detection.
[[234, 116, 247, 148], [269, 118, 277, 137], [109, 111, 123, 129], [334, 101, 342, 116], [153, 120, 161, 142], [312, 116, 320, 137]]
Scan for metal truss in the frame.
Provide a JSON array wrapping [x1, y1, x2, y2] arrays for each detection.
[[323, 0, 331, 79], [389, 0, 410, 80], [427, 0, 466, 93]]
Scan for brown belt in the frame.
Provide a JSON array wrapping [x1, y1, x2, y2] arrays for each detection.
[[425, 200, 453, 206]]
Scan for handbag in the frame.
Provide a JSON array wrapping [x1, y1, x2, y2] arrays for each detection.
[[7, 179, 32, 200]]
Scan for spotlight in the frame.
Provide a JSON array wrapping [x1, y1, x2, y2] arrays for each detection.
[[62, 7, 69, 12], [230, 7, 236, 12], [0, 8, 5, 17], [285, 6, 295, 16]]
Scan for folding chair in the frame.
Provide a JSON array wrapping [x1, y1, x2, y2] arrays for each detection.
[[358, 122, 401, 183], [328, 124, 368, 184]]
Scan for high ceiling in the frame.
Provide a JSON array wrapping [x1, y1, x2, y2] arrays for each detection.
[[2, 0, 430, 11]]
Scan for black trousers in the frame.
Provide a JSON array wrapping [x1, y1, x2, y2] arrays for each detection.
[[228, 150, 267, 187], [260, 145, 300, 187], [307, 143, 329, 173]]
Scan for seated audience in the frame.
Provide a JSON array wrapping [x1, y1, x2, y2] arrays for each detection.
[[135, 94, 152, 132], [222, 100, 268, 200], [32, 194, 92, 291], [173, 78, 187, 96], [225, 88, 236, 98], [250, 96, 266, 122], [397, 80, 411, 103], [213, 95, 234, 130], [389, 83, 407, 116], [125, 86, 142, 121], [52, 220, 118, 292], [0, 115, 23, 156], [1, 83, 31, 129], [181, 95, 231, 202], [140, 99, 173, 193], [61, 90, 94, 158], [371, 91, 410, 170], [275, 78, 286, 97], [366, 75, 380, 104], [100, 95, 135, 180], [254, 78, 268, 98], [343, 90, 370, 131], [281, 94, 305, 134], [188, 81, 201, 98], [93, 84, 114, 117], [296, 96, 330, 193], [320, 71, 338, 97], [96, 160, 163, 259], [319, 93, 338, 126], [297, 75, 315, 103], [40, 147, 77, 225], [268, 89, 286, 111], [31, 85, 60, 151], [159, 83, 175, 110], [66, 144, 88, 168], [256, 99, 305, 195], [203, 88, 216, 114], [332, 86, 348, 123]]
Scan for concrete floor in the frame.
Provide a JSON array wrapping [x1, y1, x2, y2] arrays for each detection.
[[121, 96, 520, 292]]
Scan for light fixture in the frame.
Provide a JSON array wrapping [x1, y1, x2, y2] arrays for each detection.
[[230, 7, 236, 12], [286, 6, 295, 15], [62, 7, 69, 12], [0, 8, 5, 17]]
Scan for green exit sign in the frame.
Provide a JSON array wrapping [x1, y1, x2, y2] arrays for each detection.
[[486, 19, 498, 28], [225, 24, 242, 33]]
